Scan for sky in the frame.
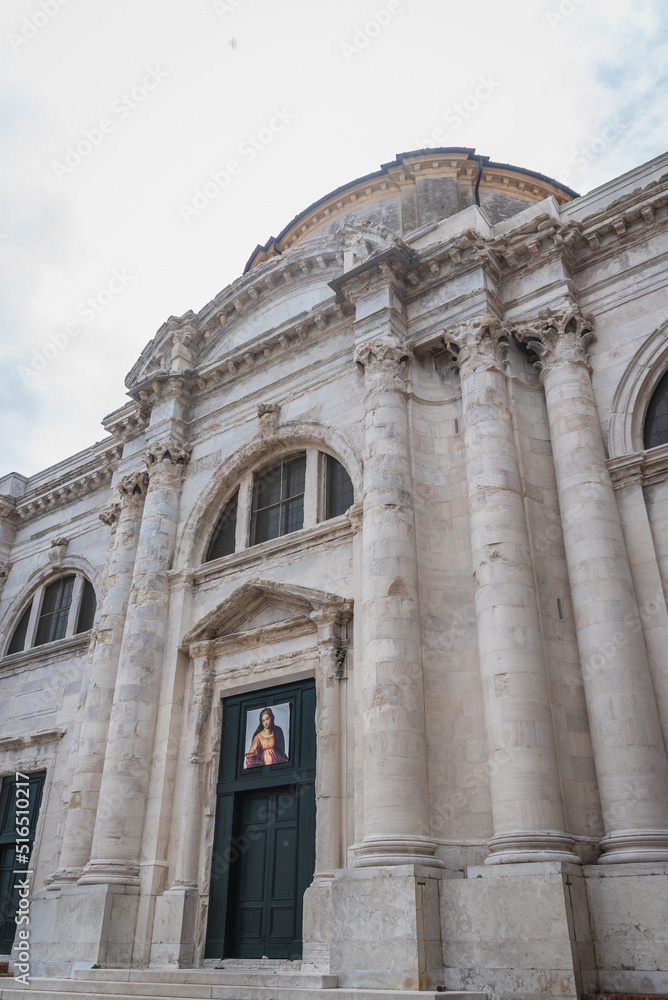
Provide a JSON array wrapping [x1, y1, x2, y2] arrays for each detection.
[[1, 0, 667, 478]]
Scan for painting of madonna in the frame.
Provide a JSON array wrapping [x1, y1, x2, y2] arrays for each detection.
[[244, 704, 290, 768]]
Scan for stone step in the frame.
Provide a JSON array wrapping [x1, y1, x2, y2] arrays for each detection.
[[0, 985, 487, 1000], [67, 969, 338, 990]]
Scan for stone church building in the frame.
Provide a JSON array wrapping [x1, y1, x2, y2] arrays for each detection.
[[1, 147, 667, 999]]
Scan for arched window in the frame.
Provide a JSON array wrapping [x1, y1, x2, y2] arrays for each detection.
[[4, 572, 97, 656], [644, 370, 668, 449], [204, 451, 355, 562]]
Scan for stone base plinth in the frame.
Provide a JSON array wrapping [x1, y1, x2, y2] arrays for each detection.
[[302, 875, 333, 971], [29, 882, 140, 979], [440, 861, 595, 1000], [584, 862, 668, 996], [330, 864, 443, 990], [149, 886, 198, 967]]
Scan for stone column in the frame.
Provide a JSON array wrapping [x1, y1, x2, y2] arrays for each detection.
[[352, 332, 440, 868], [445, 314, 578, 865], [80, 440, 190, 885], [48, 475, 147, 887], [171, 644, 215, 889], [518, 306, 668, 863]]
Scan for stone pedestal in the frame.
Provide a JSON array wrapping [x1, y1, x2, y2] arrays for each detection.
[[331, 865, 444, 990], [29, 882, 140, 979], [149, 887, 198, 967], [441, 862, 595, 1000]]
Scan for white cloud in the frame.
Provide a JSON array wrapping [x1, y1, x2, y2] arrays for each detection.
[[1, 0, 667, 475]]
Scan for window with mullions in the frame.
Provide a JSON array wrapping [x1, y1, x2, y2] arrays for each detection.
[[252, 454, 306, 545], [4, 573, 97, 657], [644, 370, 668, 449]]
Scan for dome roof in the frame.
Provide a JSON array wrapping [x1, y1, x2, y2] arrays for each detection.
[[244, 147, 578, 272]]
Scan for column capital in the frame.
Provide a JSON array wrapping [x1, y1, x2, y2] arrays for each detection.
[[143, 439, 191, 472], [513, 304, 594, 376], [443, 313, 506, 376], [354, 333, 412, 391]]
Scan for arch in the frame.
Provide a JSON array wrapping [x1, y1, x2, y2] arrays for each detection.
[[0, 556, 101, 652], [608, 320, 668, 458], [175, 420, 363, 571]]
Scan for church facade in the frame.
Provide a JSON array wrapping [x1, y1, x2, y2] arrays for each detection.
[[1, 147, 667, 999]]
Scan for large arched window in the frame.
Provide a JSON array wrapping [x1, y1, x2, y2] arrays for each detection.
[[644, 369, 668, 449], [4, 572, 96, 656], [204, 451, 354, 563]]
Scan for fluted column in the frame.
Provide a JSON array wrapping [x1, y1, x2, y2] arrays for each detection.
[[518, 306, 668, 863], [353, 333, 441, 868], [49, 475, 147, 887], [445, 315, 578, 865], [171, 643, 215, 888], [80, 440, 190, 885]]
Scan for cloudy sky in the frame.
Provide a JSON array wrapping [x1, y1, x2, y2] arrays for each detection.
[[1, 0, 667, 478]]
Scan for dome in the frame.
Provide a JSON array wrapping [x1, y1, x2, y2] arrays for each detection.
[[244, 147, 577, 271]]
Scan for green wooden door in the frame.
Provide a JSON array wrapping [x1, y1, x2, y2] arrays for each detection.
[[0, 772, 45, 954], [206, 680, 316, 960]]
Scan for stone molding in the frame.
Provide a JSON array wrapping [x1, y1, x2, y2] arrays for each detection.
[[257, 402, 280, 439], [608, 443, 668, 489], [354, 333, 412, 393], [14, 442, 122, 523], [0, 726, 66, 753], [143, 439, 191, 470]]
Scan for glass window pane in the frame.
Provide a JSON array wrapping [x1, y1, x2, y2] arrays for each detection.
[[282, 495, 304, 535], [251, 454, 306, 546], [206, 493, 238, 561], [75, 579, 97, 633], [326, 455, 354, 519], [34, 576, 75, 646], [7, 602, 32, 655], [254, 503, 281, 544], [283, 455, 306, 499], [644, 370, 668, 449], [255, 466, 283, 509]]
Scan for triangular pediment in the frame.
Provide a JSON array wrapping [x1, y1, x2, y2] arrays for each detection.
[[183, 578, 352, 647]]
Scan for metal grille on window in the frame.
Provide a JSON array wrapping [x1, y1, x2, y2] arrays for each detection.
[[644, 370, 668, 449], [252, 455, 306, 544], [325, 455, 354, 519], [34, 575, 75, 646]]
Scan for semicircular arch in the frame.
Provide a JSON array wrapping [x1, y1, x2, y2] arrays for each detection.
[[175, 420, 363, 571], [608, 320, 668, 458]]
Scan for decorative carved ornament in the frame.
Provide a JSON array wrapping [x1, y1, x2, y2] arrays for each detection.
[[143, 440, 191, 470], [512, 304, 594, 375], [257, 402, 280, 439], [442, 313, 505, 375]]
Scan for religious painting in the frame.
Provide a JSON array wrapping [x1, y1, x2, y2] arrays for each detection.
[[244, 702, 290, 768]]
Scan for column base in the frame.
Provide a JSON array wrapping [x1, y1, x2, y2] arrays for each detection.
[[353, 835, 445, 868], [149, 887, 198, 967], [44, 867, 83, 890], [78, 859, 140, 886], [598, 828, 668, 863], [484, 831, 581, 865]]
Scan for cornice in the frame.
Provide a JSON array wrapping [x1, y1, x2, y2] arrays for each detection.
[[102, 400, 150, 442], [608, 443, 668, 489], [0, 726, 67, 754], [0, 632, 92, 675], [14, 443, 121, 524]]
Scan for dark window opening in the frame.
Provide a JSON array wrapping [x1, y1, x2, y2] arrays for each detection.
[[75, 578, 97, 634], [7, 602, 33, 655], [206, 492, 239, 562], [325, 455, 354, 519], [0, 772, 45, 953], [252, 455, 306, 545], [34, 575, 75, 646], [644, 370, 668, 449]]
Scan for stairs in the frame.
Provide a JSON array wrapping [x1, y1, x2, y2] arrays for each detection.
[[0, 966, 488, 1000]]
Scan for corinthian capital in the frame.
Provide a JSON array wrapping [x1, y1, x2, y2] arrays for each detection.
[[143, 439, 191, 470], [513, 305, 594, 374], [354, 333, 412, 391], [443, 313, 505, 376]]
